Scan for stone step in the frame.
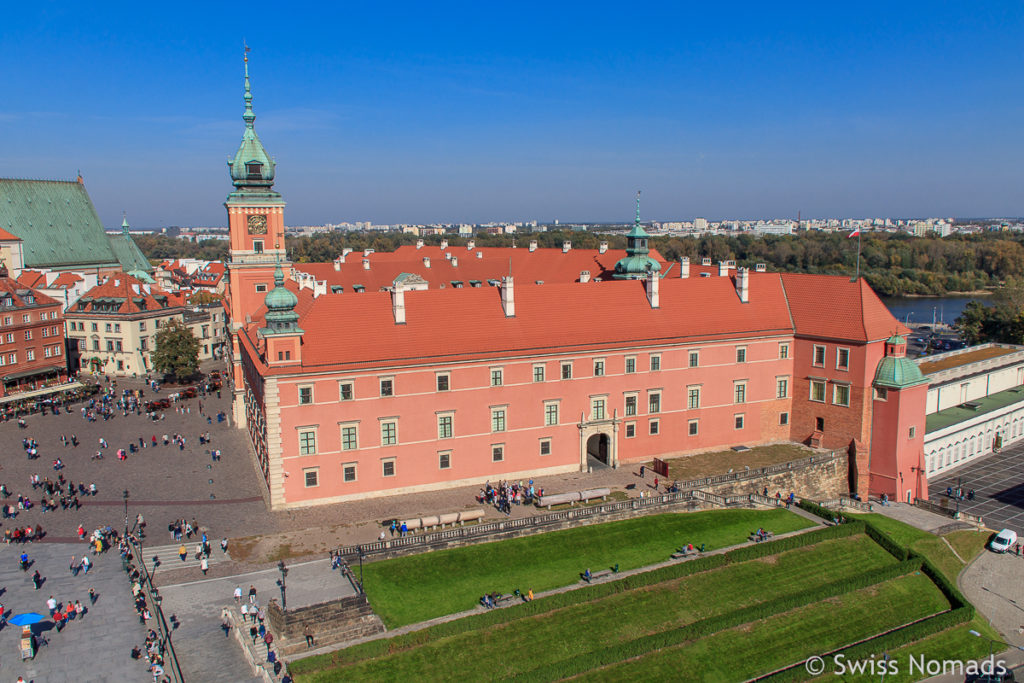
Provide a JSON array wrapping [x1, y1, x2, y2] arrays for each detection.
[[138, 543, 230, 570], [277, 620, 385, 656]]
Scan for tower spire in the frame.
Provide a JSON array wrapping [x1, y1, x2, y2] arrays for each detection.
[[635, 190, 641, 227], [122, 211, 129, 235], [243, 43, 254, 128]]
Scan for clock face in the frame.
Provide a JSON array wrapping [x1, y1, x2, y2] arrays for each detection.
[[247, 214, 268, 235]]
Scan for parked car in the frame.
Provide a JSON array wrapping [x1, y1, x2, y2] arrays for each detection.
[[966, 669, 1016, 682], [989, 528, 1017, 553], [145, 399, 171, 412]]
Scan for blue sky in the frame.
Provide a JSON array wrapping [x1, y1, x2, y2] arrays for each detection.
[[2, 2, 1022, 227]]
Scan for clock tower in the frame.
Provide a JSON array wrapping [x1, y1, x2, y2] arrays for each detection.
[[224, 50, 289, 425]]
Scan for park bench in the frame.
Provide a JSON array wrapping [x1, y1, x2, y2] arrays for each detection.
[[670, 543, 704, 559], [748, 530, 774, 543], [580, 564, 619, 583]]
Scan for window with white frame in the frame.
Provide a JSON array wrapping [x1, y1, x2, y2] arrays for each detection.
[[303, 468, 319, 488], [339, 381, 353, 401], [810, 380, 826, 403], [341, 424, 359, 451], [780, 412, 789, 425], [735, 347, 746, 363], [689, 350, 699, 368], [539, 439, 551, 456], [837, 348, 850, 370], [298, 429, 317, 455], [591, 397, 606, 420], [438, 413, 454, 439], [380, 420, 398, 446], [688, 419, 699, 436], [649, 419, 660, 435], [491, 407, 507, 433], [491, 444, 504, 462], [625, 356, 636, 374], [833, 384, 851, 407], [438, 451, 452, 470], [298, 385, 313, 405], [436, 373, 450, 392], [734, 414, 745, 429], [593, 359, 605, 377], [544, 401, 559, 426], [561, 362, 573, 380], [382, 458, 396, 477], [533, 364, 545, 382], [779, 343, 790, 359], [625, 422, 636, 438], [813, 345, 826, 366], [650, 354, 661, 371], [379, 377, 394, 397], [342, 462, 357, 482], [625, 394, 637, 416], [776, 377, 789, 399], [687, 385, 701, 409], [648, 391, 661, 414], [734, 381, 747, 404], [491, 368, 503, 386]]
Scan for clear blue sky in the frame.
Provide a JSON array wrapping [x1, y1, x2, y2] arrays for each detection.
[[2, 2, 1022, 227]]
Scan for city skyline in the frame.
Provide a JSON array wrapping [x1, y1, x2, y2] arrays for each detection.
[[3, 2, 1023, 227]]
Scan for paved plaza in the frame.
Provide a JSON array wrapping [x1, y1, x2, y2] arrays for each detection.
[[930, 439, 1024, 537], [0, 541, 149, 682]]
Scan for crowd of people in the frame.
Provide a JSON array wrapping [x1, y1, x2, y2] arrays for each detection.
[[477, 479, 541, 513]]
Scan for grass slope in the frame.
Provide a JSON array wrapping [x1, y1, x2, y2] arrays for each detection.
[[362, 508, 813, 627], [583, 572, 950, 682], [296, 535, 894, 682]]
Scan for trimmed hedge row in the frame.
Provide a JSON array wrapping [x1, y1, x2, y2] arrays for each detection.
[[863, 520, 911, 561], [758, 607, 975, 683], [513, 558, 923, 682], [292, 524, 868, 675], [797, 498, 839, 523]]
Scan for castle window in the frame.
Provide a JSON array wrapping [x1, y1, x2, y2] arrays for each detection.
[[245, 161, 263, 179]]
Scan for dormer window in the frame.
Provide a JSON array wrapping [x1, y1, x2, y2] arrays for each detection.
[[245, 161, 263, 179]]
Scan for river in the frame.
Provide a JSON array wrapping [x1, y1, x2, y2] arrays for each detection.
[[879, 295, 989, 327]]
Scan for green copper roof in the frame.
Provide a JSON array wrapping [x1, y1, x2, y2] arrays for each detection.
[[228, 55, 276, 192], [926, 385, 1024, 433], [261, 262, 302, 335], [613, 191, 661, 279], [0, 179, 122, 270], [107, 215, 153, 273], [874, 355, 928, 389]]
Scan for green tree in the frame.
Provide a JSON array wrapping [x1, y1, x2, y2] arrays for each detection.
[[151, 319, 200, 380]]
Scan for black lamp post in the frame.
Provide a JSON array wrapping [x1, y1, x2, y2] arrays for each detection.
[[277, 560, 288, 609], [123, 489, 129, 537], [358, 545, 365, 594]]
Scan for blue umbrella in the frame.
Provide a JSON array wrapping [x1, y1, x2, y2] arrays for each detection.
[[9, 613, 46, 626]]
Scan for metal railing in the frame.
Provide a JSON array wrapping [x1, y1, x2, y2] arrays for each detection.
[[126, 534, 186, 683], [913, 497, 984, 526], [819, 496, 874, 512], [674, 451, 840, 490]]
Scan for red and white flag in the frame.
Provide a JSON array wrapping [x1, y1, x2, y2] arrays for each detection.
[[848, 229, 861, 238]]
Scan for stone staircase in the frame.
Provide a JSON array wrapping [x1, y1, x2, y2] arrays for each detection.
[[138, 541, 230, 572], [267, 594, 386, 657]]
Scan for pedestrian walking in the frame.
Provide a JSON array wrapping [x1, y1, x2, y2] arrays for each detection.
[[200, 557, 209, 575], [32, 570, 42, 590], [639, 465, 645, 478], [234, 586, 243, 603], [88, 588, 97, 604], [304, 624, 315, 647]]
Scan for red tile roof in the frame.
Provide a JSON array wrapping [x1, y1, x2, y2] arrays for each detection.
[[0, 276, 61, 308], [292, 245, 667, 292], [75, 273, 184, 315], [0, 227, 22, 241], [780, 273, 907, 342], [242, 271, 795, 373], [16, 270, 47, 288]]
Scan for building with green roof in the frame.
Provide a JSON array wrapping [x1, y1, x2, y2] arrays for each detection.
[[0, 178, 152, 274]]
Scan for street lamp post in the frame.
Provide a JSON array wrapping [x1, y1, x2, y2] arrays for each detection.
[[277, 560, 288, 609], [357, 545, 365, 594], [123, 489, 129, 537]]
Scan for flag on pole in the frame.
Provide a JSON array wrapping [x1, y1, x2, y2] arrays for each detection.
[[848, 229, 861, 238]]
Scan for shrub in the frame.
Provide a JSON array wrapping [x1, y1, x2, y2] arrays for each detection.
[[796, 498, 838, 523]]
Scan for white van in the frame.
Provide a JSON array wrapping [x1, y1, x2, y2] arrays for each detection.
[[990, 528, 1017, 553]]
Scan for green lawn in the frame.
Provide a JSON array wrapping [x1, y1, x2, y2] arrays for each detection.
[[582, 572, 950, 682], [295, 534, 894, 682], [362, 508, 814, 627]]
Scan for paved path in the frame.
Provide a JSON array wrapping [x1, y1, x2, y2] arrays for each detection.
[[930, 439, 1024, 538], [160, 555, 357, 681], [0, 541, 150, 682]]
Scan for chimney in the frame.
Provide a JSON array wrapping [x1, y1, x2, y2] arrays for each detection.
[[701, 257, 712, 266], [736, 267, 749, 303], [755, 263, 767, 272], [680, 257, 690, 279], [599, 241, 608, 254], [718, 261, 728, 277], [423, 257, 431, 268], [362, 258, 370, 270], [392, 284, 406, 324], [440, 239, 448, 250], [445, 252, 452, 260], [452, 257, 459, 267], [580, 270, 591, 283], [500, 276, 515, 317], [342, 248, 353, 256], [562, 241, 571, 253], [416, 239, 424, 249], [467, 239, 475, 250], [529, 240, 537, 252], [645, 272, 659, 309], [363, 249, 373, 257], [314, 280, 327, 298]]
